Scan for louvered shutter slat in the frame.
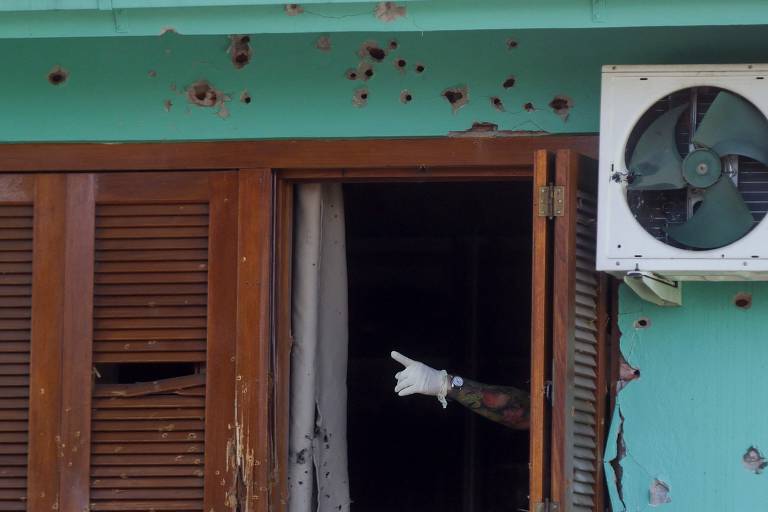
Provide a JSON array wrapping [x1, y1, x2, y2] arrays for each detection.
[[90, 203, 208, 512], [0, 205, 31, 512]]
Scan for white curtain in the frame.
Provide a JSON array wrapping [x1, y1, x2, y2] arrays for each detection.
[[288, 183, 351, 512]]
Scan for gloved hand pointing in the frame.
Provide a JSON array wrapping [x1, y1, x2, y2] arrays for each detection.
[[391, 351, 449, 406]]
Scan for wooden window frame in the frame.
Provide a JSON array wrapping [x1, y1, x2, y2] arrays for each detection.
[[0, 135, 601, 512]]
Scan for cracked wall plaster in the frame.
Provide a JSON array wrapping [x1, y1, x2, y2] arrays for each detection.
[[607, 282, 768, 511]]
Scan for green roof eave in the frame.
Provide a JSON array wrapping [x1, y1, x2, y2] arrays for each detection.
[[3, 0, 768, 38]]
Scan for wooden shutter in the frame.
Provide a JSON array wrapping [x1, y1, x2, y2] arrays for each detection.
[[82, 172, 238, 512], [550, 151, 608, 512], [0, 177, 34, 511]]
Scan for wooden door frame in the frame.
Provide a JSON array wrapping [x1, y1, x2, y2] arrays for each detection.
[[0, 135, 599, 512]]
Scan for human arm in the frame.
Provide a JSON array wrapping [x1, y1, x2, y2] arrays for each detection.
[[391, 350, 530, 430]]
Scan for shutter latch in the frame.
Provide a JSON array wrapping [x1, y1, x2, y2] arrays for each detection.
[[535, 500, 560, 512], [537, 184, 565, 219]]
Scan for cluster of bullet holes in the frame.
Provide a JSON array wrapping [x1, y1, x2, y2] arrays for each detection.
[[743, 446, 767, 474], [47, 66, 68, 86], [734, 292, 752, 309], [229, 35, 252, 69], [347, 39, 424, 107]]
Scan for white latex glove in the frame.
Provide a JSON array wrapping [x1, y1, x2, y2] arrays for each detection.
[[391, 351, 449, 407]]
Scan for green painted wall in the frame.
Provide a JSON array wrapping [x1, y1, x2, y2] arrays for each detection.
[[4, 25, 768, 142], [607, 283, 768, 511], [5, 0, 768, 38]]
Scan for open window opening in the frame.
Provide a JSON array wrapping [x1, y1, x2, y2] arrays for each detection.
[[288, 180, 533, 512]]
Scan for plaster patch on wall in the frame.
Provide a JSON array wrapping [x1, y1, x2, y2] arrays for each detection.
[[374, 2, 406, 22], [285, 4, 304, 16], [229, 35, 252, 69], [743, 446, 767, 474], [442, 85, 469, 113], [315, 36, 332, 52], [47, 65, 68, 86], [649, 479, 671, 506]]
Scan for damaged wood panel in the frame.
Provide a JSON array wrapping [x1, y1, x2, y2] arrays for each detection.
[[203, 172, 239, 511], [0, 178, 34, 512], [235, 169, 273, 512]]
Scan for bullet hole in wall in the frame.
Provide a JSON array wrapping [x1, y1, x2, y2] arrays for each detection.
[[360, 62, 374, 80], [353, 88, 368, 108], [503, 76, 516, 89], [187, 80, 221, 107], [229, 35, 252, 69], [394, 58, 407, 71], [400, 90, 412, 104], [442, 86, 469, 113], [524, 102, 536, 112], [346, 69, 358, 80], [743, 446, 767, 474], [285, 4, 304, 15], [163, 100, 173, 112], [316, 35, 332, 51], [617, 354, 639, 392], [148, 70, 157, 78], [240, 91, 252, 104], [549, 95, 573, 121], [414, 63, 425, 74], [388, 40, 398, 50], [649, 479, 671, 506], [47, 66, 69, 86], [506, 38, 518, 50], [374, 1, 407, 22], [360, 41, 387, 62], [634, 317, 651, 329], [734, 292, 752, 309], [490, 96, 505, 112]]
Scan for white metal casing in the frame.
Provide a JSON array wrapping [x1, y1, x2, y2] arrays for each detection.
[[597, 64, 768, 281]]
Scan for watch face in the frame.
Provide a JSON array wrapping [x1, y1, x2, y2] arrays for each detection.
[[452, 376, 464, 388]]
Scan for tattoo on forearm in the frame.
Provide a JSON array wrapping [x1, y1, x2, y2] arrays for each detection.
[[447, 378, 530, 430]]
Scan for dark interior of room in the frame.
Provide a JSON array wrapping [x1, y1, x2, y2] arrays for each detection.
[[344, 181, 533, 512]]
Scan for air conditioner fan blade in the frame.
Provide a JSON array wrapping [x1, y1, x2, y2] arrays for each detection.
[[693, 91, 768, 166], [666, 177, 754, 249], [628, 103, 688, 190]]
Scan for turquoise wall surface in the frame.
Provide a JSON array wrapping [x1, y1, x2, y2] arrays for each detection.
[[607, 283, 768, 511], [4, 26, 768, 142]]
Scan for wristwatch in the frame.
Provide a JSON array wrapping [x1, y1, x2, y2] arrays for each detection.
[[450, 374, 464, 391]]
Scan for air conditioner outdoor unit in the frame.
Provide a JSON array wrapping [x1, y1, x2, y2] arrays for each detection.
[[597, 64, 768, 295]]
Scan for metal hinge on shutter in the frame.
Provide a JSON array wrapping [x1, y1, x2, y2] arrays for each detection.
[[535, 499, 560, 512], [537, 184, 565, 218]]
